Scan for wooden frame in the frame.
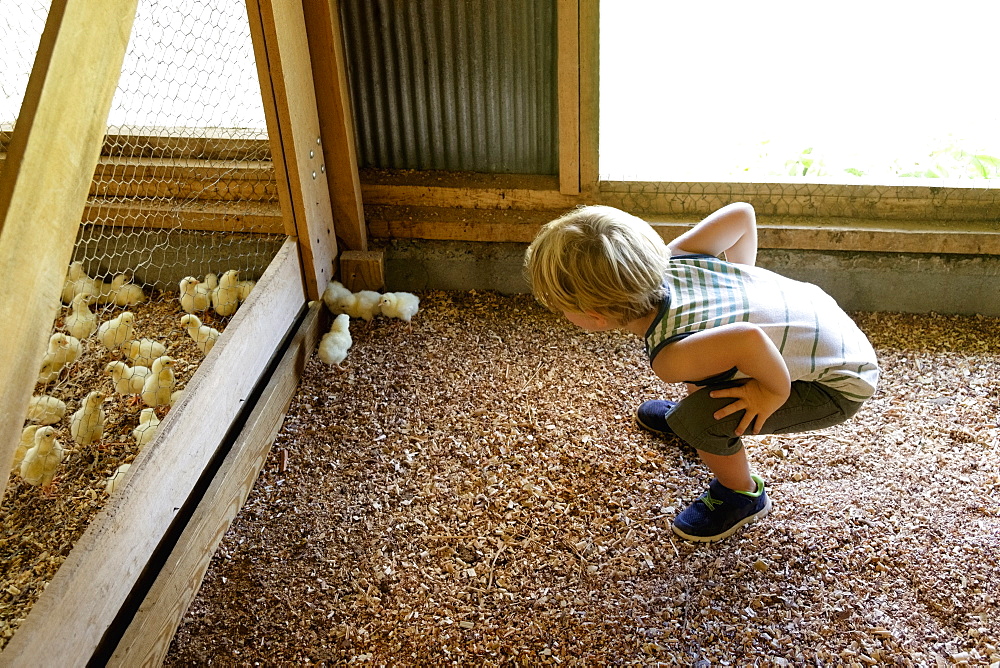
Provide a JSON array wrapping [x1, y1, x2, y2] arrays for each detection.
[[557, 0, 581, 196], [0, 0, 139, 507], [0, 239, 306, 665]]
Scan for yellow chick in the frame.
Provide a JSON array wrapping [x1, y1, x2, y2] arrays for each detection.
[[123, 338, 167, 368], [379, 291, 421, 328], [132, 408, 161, 450], [318, 313, 353, 367], [20, 426, 64, 489], [46, 332, 82, 367], [237, 279, 256, 302], [14, 425, 42, 471], [141, 356, 177, 407], [113, 275, 146, 306], [170, 389, 185, 407], [106, 463, 131, 494], [337, 290, 382, 321], [26, 394, 66, 424], [212, 269, 240, 317], [36, 356, 64, 385], [179, 276, 211, 314], [180, 314, 221, 354], [61, 261, 97, 304], [94, 274, 126, 304], [65, 293, 98, 339], [322, 280, 352, 315], [97, 311, 136, 351], [203, 272, 219, 291], [105, 360, 151, 398], [70, 391, 107, 447]]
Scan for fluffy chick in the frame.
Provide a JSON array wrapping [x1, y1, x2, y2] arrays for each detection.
[[318, 313, 353, 367], [94, 274, 126, 304], [123, 338, 166, 368], [237, 279, 256, 302], [97, 311, 136, 351], [180, 314, 221, 354], [61, 261, 97, 304], [338, 290, 382, 322], [26, 394, 66, 424], [46, 332, 82, 367], [379, 292, 420, 328], [212, 269, 240, 317], [65, 293, 98, 339], [70, 391, 107, 447], [14, 425, 42, 471], [113, 275, 146, 306], [36, 356, 64, 385], [106, 463, 131, 495], [179, 276, 211, 314], [141, 356, 177, 407], [322, 280, 352, 314], [20, 426, 63, 489], [105, 360, 151, 398], [132, 408, 161, 450]]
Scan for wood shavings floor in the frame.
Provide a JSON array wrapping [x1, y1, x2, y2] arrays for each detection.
[[136, 293, 1000, 664]]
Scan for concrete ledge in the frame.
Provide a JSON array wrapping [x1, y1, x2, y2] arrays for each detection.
[[381, 239, 1000, 317]]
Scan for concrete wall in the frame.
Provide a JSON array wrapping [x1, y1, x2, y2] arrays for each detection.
[[381, 239, 1000, 316]]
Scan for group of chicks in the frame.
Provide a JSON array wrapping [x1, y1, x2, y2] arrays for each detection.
[[177, 270, 256, 354], [316, 280, 420, 367]]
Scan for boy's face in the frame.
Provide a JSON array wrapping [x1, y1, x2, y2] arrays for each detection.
[[563, 310, 616, 332]]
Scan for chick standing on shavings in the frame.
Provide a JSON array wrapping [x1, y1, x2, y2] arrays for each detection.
[[113, 274, 146, 306], [70, 391, 107, 447], [318, 313, 353, 367], [105, 360, 151, 399], [380, 291, 421, 330], [36, 332, 82, 384], [212, 269, 241, 317], [337, 289, 382, 322], [97, 311, 136, 351], [133, 408, 161, 450], [14, 425, 42, 471], [322, 279, 352, 315], [179, 276, 211, 314], [61, 261, 97, 304], [20, 426, 63, 490], [180, 314, 221, 354], [26, 394, 66, 425], [141, 356, 177, 408], [65, 293, 98, 339], [123, 338, 166, 368]]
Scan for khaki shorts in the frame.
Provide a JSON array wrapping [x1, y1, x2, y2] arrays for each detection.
[[665, 380, 865, 457]]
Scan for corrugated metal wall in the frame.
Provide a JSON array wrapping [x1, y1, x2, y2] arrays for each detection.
[[338, 0, 557, 175]]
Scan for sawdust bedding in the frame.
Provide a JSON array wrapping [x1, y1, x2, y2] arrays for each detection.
[[162, 291, 1000, 666]]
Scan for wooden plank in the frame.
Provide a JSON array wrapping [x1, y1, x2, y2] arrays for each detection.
[[0, 0, 138, 508], [556, 0, 581, 196], [82, 199, 284, 235], [340, 250, 385, 291], [578, 0, 600, 195], [361, 183, 580, 211], [107, 301, 323, 667], [0, 239, 305, 666], [248, 0, 338, 301], [88, 157, 278, 201], [303, 0, 367, 252]]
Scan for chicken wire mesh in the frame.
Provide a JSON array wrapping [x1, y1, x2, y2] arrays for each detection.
[[0, 0, 286, 480]]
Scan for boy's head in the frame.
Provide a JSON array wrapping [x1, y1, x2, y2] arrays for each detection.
[[524, 205, 670, 325]]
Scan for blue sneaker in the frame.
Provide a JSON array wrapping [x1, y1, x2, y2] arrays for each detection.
[[634, 399, 677, 435], [672, 475, 771, 542]]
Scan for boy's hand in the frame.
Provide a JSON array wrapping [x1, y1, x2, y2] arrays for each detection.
[[709, 379, 789, 436]]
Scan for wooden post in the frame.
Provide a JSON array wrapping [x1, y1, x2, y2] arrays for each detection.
[[578, 0, 600, 196], [557, 0, 581, 196], [340, 249, 384, 292], [0, 0, 139, 507], [247, 0, 338, 301], [302, 0, 368, 252]]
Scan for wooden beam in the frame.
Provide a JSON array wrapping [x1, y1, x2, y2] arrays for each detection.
[[82, 199, 284, 235], [578, 0, 600, 196], [248, 0, 338, 301], [107, 301, 323, 667], [0, 0, 138, 508], [556, 0, 581, 196], [302, 0, 368, 252], [0, 238, 305, 664], [340, 250, 385, 291]]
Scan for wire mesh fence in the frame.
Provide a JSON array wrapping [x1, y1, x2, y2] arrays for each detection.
[[2, 1, 286, 639]]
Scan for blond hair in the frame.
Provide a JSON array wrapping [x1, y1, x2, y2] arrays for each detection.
[[524, 205, 671, 323]]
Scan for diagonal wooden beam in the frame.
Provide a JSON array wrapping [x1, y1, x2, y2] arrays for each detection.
[[0, 0, 139, 509], [247, 0, 338, 301]]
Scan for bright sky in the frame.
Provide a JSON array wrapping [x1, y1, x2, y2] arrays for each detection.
[[600, 0, 1000, 183]]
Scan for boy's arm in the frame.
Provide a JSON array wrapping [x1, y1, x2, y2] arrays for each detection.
[[651, 322, 790, 435], [668, 202, 758, 266]]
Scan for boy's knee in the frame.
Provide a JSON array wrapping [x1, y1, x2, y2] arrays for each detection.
[[666, 389, 745, 457]]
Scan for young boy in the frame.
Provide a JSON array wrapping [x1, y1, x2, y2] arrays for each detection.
[[524, 203, 879, 542]]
